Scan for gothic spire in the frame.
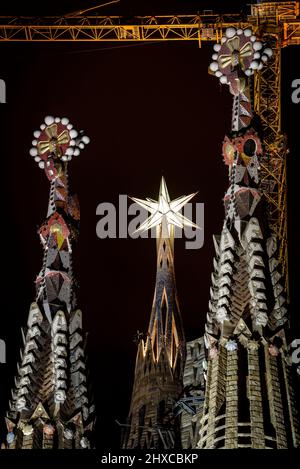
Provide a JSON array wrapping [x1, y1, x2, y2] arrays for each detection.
[[131, 177, 197, 369], [123, 177, 197, 449]]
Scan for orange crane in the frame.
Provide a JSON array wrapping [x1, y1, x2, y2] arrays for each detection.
[[1, 1, 300, 293]]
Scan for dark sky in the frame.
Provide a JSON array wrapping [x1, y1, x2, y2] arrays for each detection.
[[0, 0, 264, 16], [0, 0, 299, 452]]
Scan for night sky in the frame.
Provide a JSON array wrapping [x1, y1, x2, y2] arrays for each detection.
[[0, 0, 299, 451]]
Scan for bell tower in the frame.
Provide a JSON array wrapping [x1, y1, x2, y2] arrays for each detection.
[[197, 27, 300, 449], [4, 116, 95, 449]]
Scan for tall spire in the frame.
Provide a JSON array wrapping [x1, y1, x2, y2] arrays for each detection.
[[197, 27, 300, 449], [4, 116, 95, 449], [123, 177, 197, 449]]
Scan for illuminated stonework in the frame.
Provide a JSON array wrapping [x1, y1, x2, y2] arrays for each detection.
[[123, 178, 197, 449], [177, 337, 205, 449], [197, 27, 300, 449], [4, 116, 95, 449]]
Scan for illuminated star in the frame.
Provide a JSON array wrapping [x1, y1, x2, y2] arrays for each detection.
[[130, 176, 199, 237]]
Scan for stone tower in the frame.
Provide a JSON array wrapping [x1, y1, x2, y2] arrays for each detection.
[[197, 27, 300, 449], [177, 337, 205, 449], [123, 177, 197, 449], [4, 116, 95, 449]]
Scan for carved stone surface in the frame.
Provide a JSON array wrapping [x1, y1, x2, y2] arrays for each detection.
[[4, 117, 95, 450], [198, 28, 300, 449]]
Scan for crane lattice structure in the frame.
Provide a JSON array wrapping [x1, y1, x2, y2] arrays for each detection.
[[1, 1, 300, 293]]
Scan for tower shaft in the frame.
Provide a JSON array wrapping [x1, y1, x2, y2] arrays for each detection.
[[124, 230, 185, 449]]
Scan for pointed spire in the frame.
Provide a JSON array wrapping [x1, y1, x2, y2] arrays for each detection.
[[130, 177, 198, 366], [124, 178, 198, 449]]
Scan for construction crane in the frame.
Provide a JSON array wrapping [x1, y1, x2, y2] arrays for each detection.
[[1, 1, 300, 293]]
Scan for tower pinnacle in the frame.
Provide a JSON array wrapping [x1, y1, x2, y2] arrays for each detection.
[[131, 176, 198, 239]]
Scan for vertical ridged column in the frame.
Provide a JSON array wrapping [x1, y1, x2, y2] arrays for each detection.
[[225, 349, 238, 448], [180, 338, 205, 449], [42, 432, 54, 449], [33, 424, 43, 449], [248, 345, 265, 448], [203, 356, 218, 448], [198, 354, 212, 448], [62, 435, 73, 449], [21, 427, 34, 449], [280, 355, 300, 448], [205, 346, 227, 448], [264, 347, 287, 448]]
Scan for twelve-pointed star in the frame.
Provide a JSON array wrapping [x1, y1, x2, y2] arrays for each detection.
[[130, 176, 199, 237]]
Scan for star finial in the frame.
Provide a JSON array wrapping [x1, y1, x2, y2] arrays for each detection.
[[130, 177, 199, 238]]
